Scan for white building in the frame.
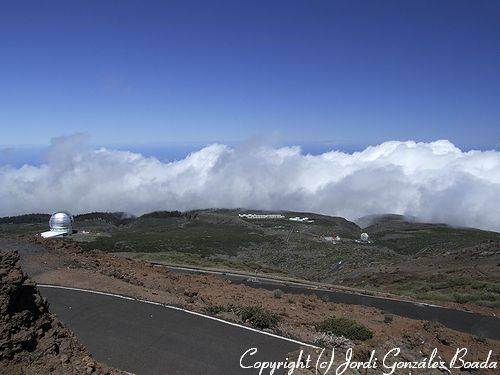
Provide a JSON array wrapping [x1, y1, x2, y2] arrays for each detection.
[[324, 235, 341, 244], [355, 232, 371, 244], [41, 211, 74, 238], [238, 213, 285, 219], [289, 216, 314, 223]]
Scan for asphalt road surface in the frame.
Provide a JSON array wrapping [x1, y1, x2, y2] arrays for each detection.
[[163, 265, 500, 341], [39, 286, 303, 375]]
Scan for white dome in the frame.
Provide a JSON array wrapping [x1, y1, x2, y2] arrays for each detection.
[[49, 211, 74, 232], [360, 232, 369, 241]]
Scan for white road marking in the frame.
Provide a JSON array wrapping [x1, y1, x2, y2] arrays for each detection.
[[38, 284, 318, 349]]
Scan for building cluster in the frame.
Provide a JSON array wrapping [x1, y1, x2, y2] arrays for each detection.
[[324, 235, 341, 243], [289, 216, 314, 223], [238, 213, 285, 219]]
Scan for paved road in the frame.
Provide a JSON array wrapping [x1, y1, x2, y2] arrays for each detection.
[[39, 286, 303, 375], [163, 265, 500, 341]]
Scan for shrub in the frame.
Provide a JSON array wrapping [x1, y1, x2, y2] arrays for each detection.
[[474, 336, 487, 344], [319, 294, 330, 303], [273, 289, 283, 299], [236, 306, 279, 329], [203, 305, 225, 315], [313, 333, 353, 349], [384, 314, 393, 324], [314, 317, 373, 341]]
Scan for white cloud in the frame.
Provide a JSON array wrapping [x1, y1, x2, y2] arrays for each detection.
[[1, 135, 499, 231]]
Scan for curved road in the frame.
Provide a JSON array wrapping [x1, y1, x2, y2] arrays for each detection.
[[39, 286, 304, 375], [162, 264, 500, 341]]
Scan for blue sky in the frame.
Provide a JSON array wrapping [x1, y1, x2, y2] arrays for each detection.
[[1, 0, 499, 149]]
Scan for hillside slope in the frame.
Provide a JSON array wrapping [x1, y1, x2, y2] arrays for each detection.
[[1, 209, 499, 310]]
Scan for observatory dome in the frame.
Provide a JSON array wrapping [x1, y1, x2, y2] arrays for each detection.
[[49, 212, 74, 232], [360, 232, 369, 242]]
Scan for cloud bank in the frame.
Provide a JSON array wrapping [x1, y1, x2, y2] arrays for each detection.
[[1, 135, 500, 231]]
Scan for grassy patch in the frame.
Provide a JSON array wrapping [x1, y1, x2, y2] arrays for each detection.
[[314, 317, 373, 341]]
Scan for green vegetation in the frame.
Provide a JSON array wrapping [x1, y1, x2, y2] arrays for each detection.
[[390, 278, 500, 307], [140, 210, 183, 219], [372, 226, 500, 255], [202, 304, 280, 329], [314, 317, 373, 341], [273, 289, 283, 299], [236, 306, 280, 329], [75, 212, 134, 226], [203, 305, 226, 315], [80, 217, 275, 256], [313, 333, 352, 349], [0, 213, 49, 224]]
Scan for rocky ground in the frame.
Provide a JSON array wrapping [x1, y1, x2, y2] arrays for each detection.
[[1, 235, 498, 374], [0, 250, 125, 375]]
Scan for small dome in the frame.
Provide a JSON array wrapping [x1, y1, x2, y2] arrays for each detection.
[[49, 211, 74, 232], [360, 232, 369, 241]]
